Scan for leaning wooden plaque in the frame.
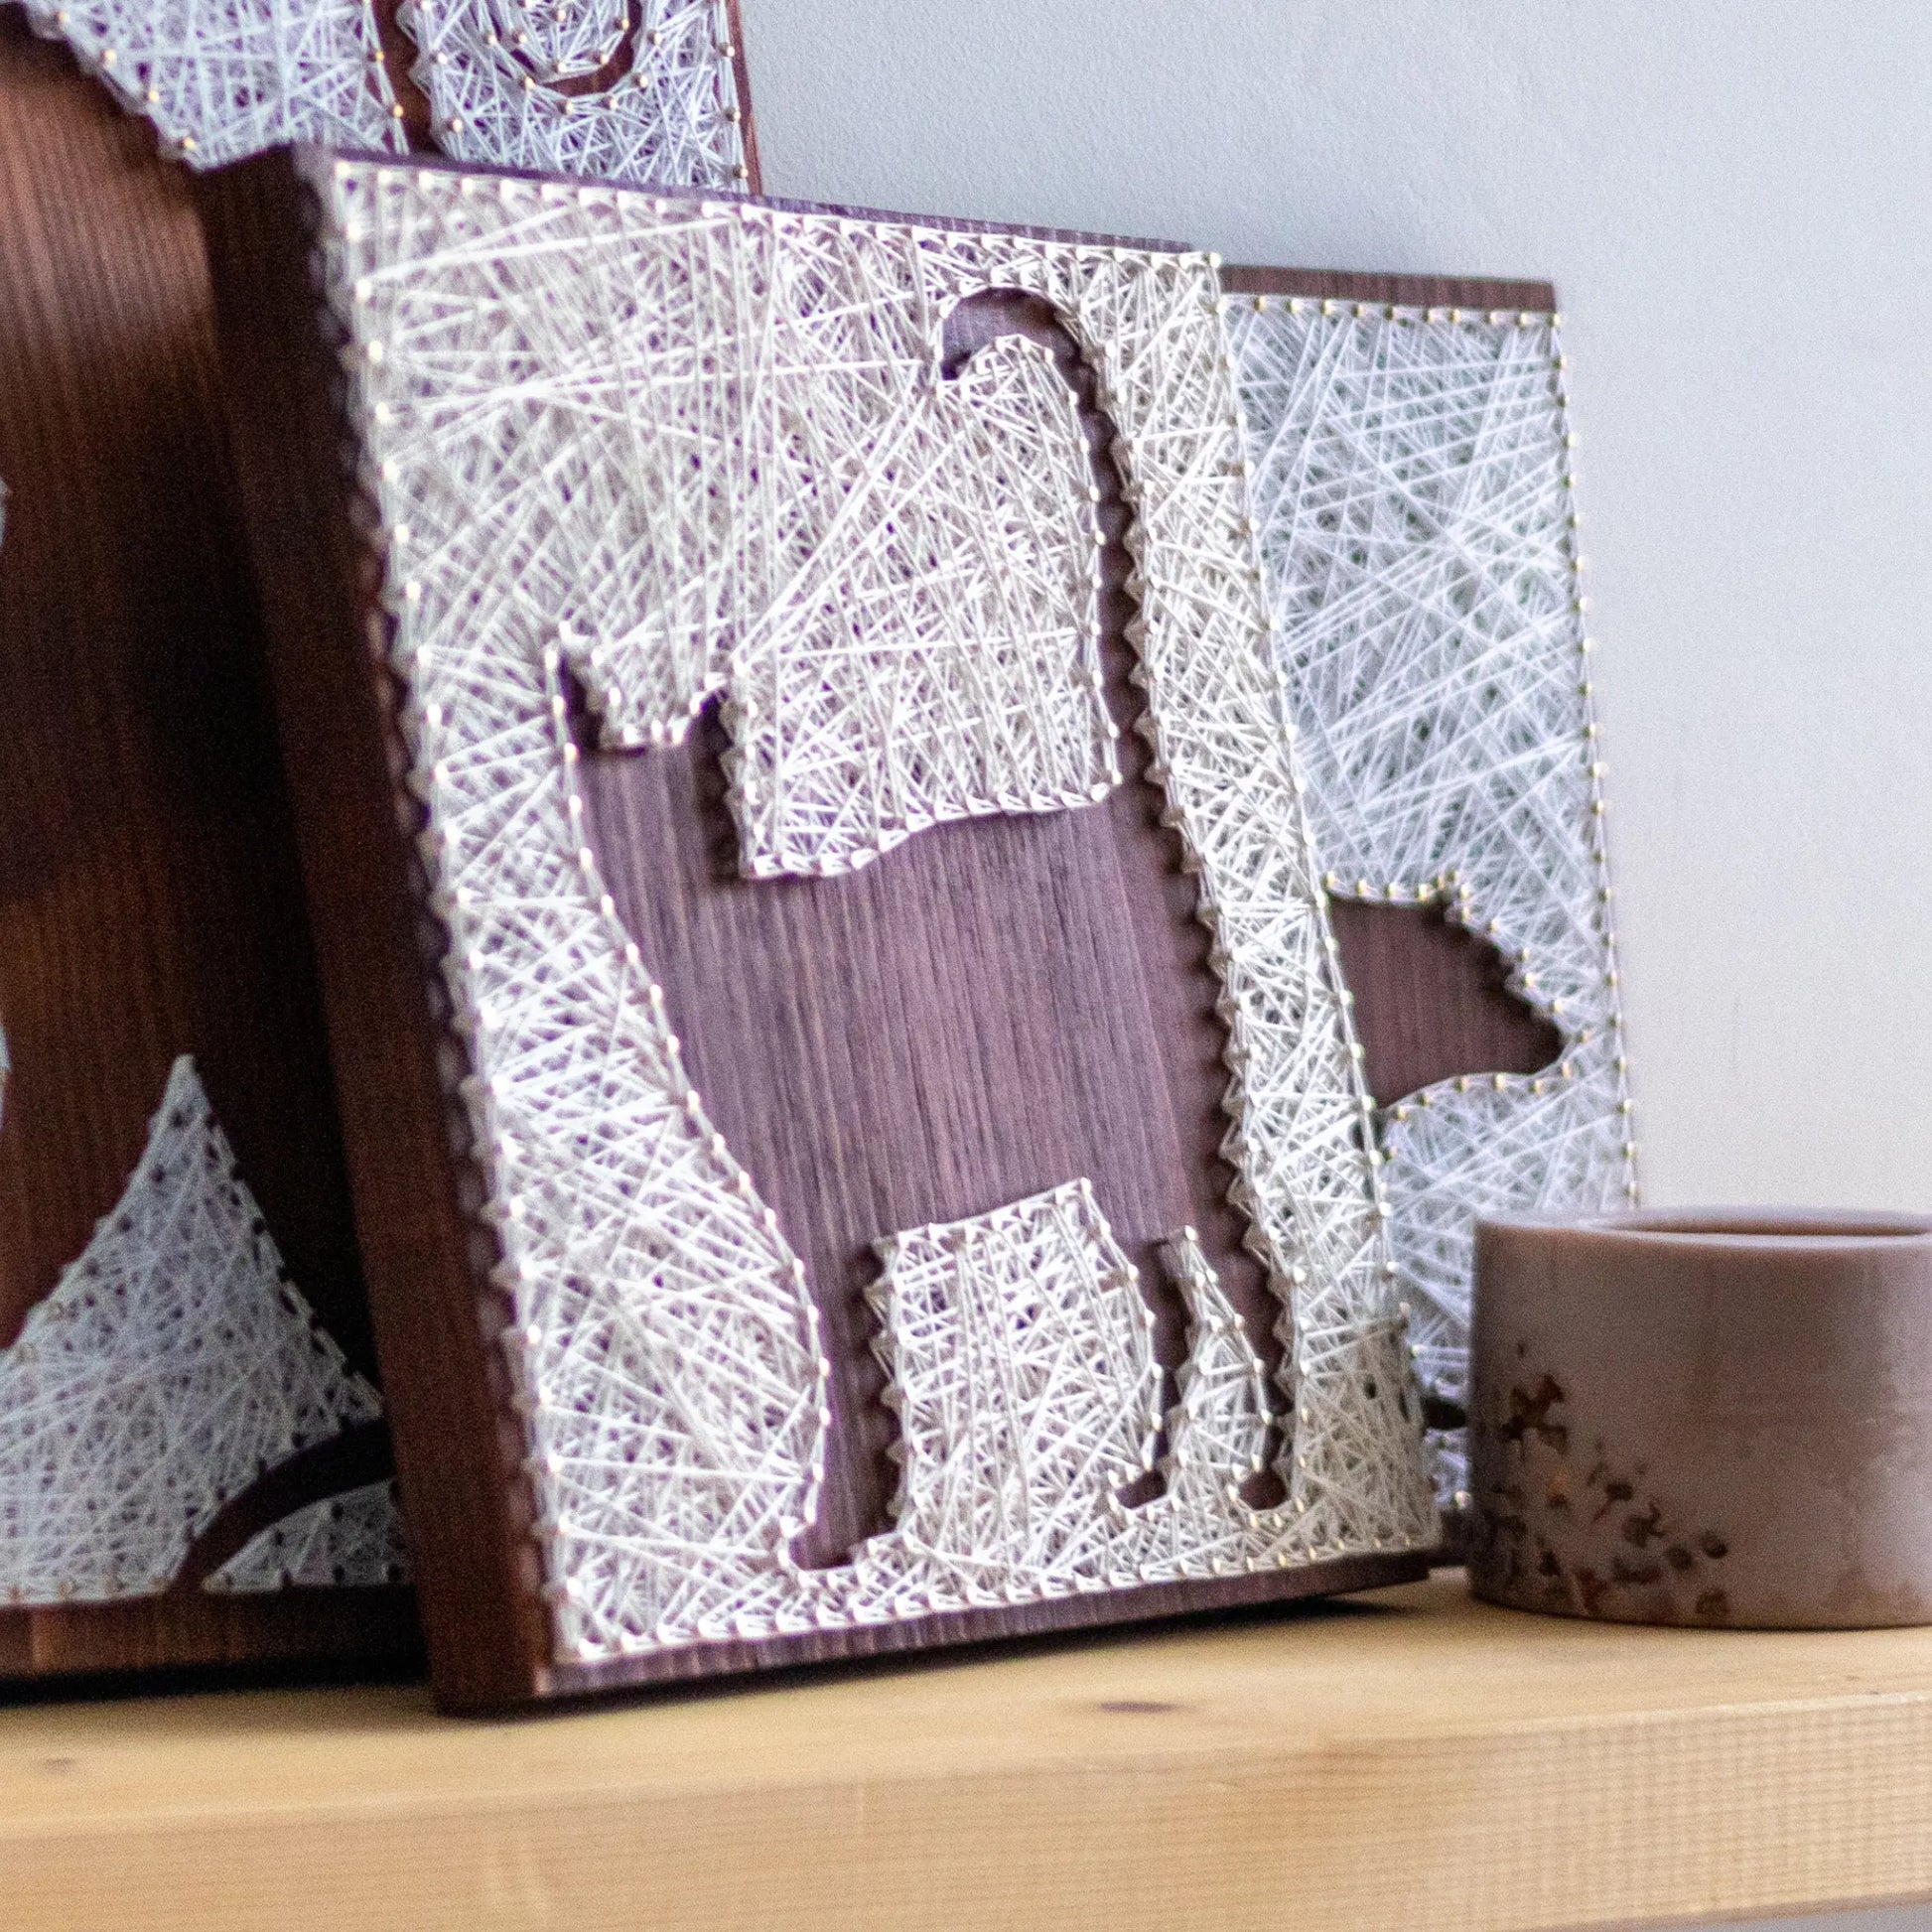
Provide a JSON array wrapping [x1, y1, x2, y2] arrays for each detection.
[[1217, 265, 1638, 1508], [200, 147, 1438, 1710], [0, 0, 762, 1684], [0, 22, 414, 1680]]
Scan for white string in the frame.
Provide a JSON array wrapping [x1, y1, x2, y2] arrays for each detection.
[[400, 0, 749, 186], [0, 1058, 384, 1603], [205, 1478, 411, 1590], [1227, 297, 1636, 1500], [728, 331, 1117, 877], [23, 0, 746, 185], [0, 436, 390, 1610], [20, 0, 405, 164], [320, 159, 1435, 1663], [860, 1181, 1163, 1606]]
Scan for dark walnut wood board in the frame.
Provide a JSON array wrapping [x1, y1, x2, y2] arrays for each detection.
[[0, 6, 1548, 1692], [0, 0, 766, 1683], [0, 16, 417, 1679], [193, 150, 1560, 1711]]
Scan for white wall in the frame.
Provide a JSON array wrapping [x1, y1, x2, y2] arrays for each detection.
[[744, 0, 1932, 1215]]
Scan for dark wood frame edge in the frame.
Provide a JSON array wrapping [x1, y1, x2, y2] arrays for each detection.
[[723, 0, 760, 196], [538, 1550, 1427, 1700], [1219, 264, 1557, 312]]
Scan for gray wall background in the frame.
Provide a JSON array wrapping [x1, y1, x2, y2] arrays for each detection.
[[745, 0, 1932, 1218]]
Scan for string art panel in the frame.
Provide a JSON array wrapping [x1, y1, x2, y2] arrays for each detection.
[[0, 26, 419, 1678], [1223, 276, 1637, 1501], [202, 150, 1437, 1707], [0, 1054, 405, 1603], [400, 0, 752, 185], [17, 0, 402, 162], [207, 1479, 411, 1592], [20, 0, 754, 184]]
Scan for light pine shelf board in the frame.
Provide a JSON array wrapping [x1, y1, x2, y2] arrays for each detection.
[[5, 1572, 1932, 1930]]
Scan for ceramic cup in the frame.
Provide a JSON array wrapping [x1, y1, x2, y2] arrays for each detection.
[[1468, 1209, 1932, 1628]]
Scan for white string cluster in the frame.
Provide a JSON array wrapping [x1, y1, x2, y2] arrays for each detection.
[[1, 422, 389, 1610], [400, 0, 749, 186], [0, 1058, 385, 1603], [205, 1478, 411, 1591], [1154, 1224, 1270, 1506], [23, 0, 748, 185], [862, 1181, 1162, 1602], [20, 0, 404, 165], [318, 157, 1435, 1663], [1227, 296, 1636, 1495], [848, 1186, 1425, 1605], [729, 331, 1117, 877]]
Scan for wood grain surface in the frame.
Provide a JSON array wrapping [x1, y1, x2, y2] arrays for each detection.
[[3, 1572, 1931, 1932], [0, 0, 753, 1687], [0, 16, 417, 1678], [1219, 263, 1557, 313], [199, 150, 1434, 1710]]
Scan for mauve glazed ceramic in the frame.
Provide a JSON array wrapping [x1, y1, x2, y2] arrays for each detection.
[[1469, 1210, 1932, 1628]]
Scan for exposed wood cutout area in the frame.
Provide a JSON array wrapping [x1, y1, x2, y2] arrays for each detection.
[[1327, 898, 1563, 1110], [198, 154, 1433, 1703], [0, 19, 412, 1675], [364, 0, 641, 144], [1329, 896, 1562, 1443], [503, 0, 645, 96], [1225, 258, 1567, 1459], [573, 286, 1288, 1566]]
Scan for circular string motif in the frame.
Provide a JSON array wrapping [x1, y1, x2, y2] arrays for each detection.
[[22, 0, 746, 185]]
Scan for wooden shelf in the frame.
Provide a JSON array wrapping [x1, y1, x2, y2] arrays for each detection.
[[5, 1572, 1931, 1930]]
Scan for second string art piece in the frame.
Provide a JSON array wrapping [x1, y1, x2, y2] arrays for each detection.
[[19, 0, 755, 183], [1224, 273, 1637, 1501], [200, 152, 1440, 1708]]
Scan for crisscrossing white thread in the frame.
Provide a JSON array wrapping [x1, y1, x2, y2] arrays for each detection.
[[1227, 295, 1636, 1498], [23, 0, 747, 185], [400, 0, 750, 185], [0, 466, 393, 1607], [206, 1478, 411, 1591], [20, 0, 405, 165], [860, 1181, 1163, 1604], [0, 1057, 384, 1603], [321, 158, 1436, 1662]]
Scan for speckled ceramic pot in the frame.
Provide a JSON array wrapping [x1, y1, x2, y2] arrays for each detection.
[[1469, 1209, 1932, 1628]]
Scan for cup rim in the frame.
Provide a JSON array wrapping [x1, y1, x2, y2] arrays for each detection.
[[1476, 1206, 1932, 1251]]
